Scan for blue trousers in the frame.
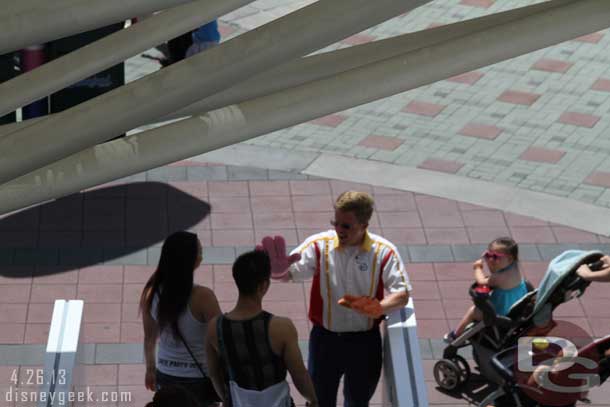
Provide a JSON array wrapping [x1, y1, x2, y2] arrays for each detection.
[[308, 325, 382, 407]]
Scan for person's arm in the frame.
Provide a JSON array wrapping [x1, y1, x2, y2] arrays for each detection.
[[577, 264, 610, 282], [287, 240, 317, 282], [142, 302, 159, 391], [472, 259, 508, 287], [380, 289, 409, 314], [577, 255, 610, 282], [194, 286, 222, 322], [473, 259, 490, 285], [380, 246, 412, 313], [205, 317, 227, 403], [272, 318, 318, 406], [258, 235, 319, 282]]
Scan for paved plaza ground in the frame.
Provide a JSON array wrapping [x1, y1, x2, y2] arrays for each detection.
[[1, 163, 609, 406], [2, 0, 610, 405]]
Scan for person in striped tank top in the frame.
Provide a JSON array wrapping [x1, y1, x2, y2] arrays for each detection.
[[206, 250, 319, 407]]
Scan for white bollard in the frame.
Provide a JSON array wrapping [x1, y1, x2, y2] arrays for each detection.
[[37, 300, 84, 407]]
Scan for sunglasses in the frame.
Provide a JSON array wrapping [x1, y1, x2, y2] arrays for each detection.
[[482, 250, 509, 261], [330, 220, 356, 230]]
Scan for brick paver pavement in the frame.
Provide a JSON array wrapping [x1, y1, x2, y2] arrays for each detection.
[[1, 163, 609, 406]]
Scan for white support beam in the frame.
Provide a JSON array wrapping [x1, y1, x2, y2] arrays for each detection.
[[164, 0, 568, 120], [0, 0, 552, 132], [0, 0, 256, 118], [0, 0, 432, 186], [0, 0, 195, 54], [0, 0, 607, 215]]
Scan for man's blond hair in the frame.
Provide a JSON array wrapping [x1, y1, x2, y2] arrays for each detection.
[[334, 191, 374, 224]]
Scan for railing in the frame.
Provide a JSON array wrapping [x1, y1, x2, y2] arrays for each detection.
[[383, 298, 428, 406], [37, 299, 84, 407]]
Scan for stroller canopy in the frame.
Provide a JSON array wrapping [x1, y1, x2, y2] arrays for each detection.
[[533, 250, 602, 319]]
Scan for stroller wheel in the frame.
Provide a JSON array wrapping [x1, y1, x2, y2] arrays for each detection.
[[452, 355, 471, 384], [433, 359, 462, 391]]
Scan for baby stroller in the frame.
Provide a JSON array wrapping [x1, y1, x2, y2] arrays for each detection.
[[486, 333, 610, 407], [433, 250, 605, 406]]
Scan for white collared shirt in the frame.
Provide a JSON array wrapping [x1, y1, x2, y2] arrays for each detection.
[[289, 230, 411, 332]]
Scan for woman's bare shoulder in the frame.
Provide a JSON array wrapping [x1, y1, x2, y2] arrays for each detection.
[[193, 284, 216, 299]]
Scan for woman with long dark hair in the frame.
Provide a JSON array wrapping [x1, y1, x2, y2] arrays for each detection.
[[140, 231, 221, 407]]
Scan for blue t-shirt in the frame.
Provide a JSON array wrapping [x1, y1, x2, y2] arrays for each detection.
[[490, 279, 529, 316], [192, 20, 221, 44]]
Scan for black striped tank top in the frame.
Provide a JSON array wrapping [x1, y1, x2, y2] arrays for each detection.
[[220, 311, 287, 391]]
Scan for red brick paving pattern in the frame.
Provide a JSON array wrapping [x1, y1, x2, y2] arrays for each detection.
[[459, 122, 503, 140], [1, 180, 606, 341], [531, 58, 574, 73], [402, 100, 446, 117], [358, 135, 404, 151], [460, 0, 494, 8], [592, 78, 610, 92], [497, 90, 541, 106], [446, 71, 484, 85], [519, 146, 566, 164], [417, 158, 464, 174], [559, 111, 602, 128], [1, 179, 609, 405]]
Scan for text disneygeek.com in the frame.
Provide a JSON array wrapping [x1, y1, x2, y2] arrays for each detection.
[[4, 387, 132, 405]]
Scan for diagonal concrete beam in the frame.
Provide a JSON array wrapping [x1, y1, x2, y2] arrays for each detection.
[[0, 0, 196, 54], [164, 0, 572, 120], [0, 0, 256, 118], [0, 0, 431, 186], [0, 0, 558, 133], [0, 0, 607, 216]]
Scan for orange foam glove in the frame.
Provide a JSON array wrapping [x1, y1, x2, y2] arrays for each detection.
[[338, 295, 384, 318]]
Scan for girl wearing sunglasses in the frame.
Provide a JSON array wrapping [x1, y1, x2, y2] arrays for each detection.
[[444, 237, 527, 342]]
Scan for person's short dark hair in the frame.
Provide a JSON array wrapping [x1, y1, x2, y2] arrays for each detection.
[[145, 384, 199, 407], [232, 250, 271, 296]]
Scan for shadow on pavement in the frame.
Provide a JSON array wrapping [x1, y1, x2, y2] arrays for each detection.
[[0, 182, 210, 278], [434, 371, 499, 406]]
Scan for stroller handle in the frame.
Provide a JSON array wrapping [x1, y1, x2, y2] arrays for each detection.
[[565, 256, 606, 294], [589, 259, 605, 271]]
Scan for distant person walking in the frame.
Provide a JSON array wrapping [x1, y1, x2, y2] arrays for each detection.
[[186, 20, 221, 57], [141, 231, 222, 407], [162, 20, 221, 66]]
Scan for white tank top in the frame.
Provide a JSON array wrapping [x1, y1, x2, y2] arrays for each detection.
[[151, 288, 209, 378]]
